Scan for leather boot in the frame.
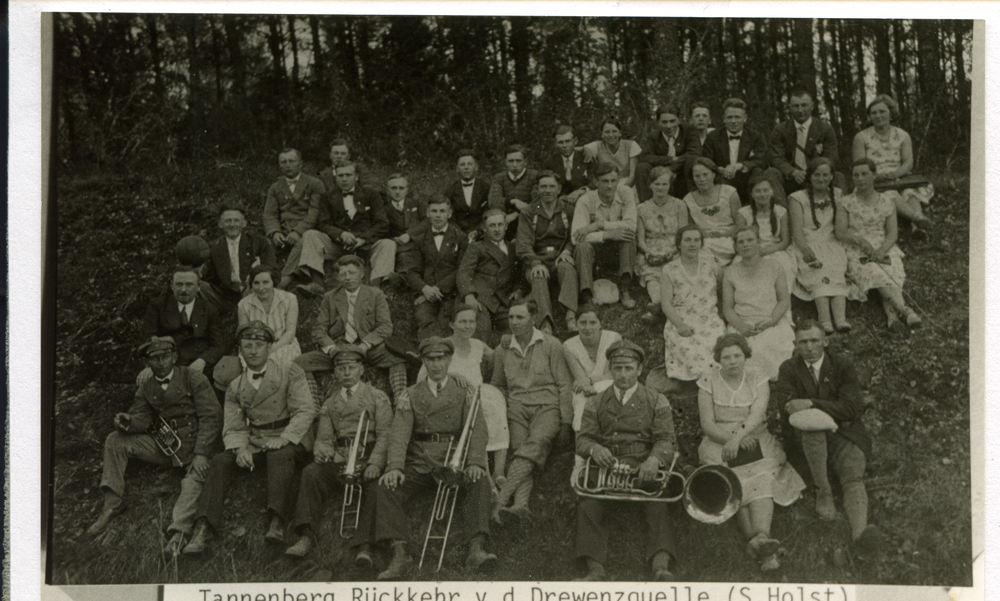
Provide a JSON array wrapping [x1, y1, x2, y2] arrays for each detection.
[[354, 544, 374, 569], [182, 519, 214, 555], [163, 531, 186, 557], [574, 558, 606, 581], [650, 551, 675, 581], [265, 514, 286, 545], [285, 534, 314, 558], [466, 536, 498, 571], [86, 506, 119, 536], [377, 542, 414, 581]]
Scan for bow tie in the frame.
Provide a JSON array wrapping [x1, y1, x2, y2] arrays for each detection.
[[462, 180, 474, 187], [252, 371, 266, 380], [156, 377, 170, 386], [729, 134, 741, 141], [433, 230, 446, 237], [343, 191, 354, 197]]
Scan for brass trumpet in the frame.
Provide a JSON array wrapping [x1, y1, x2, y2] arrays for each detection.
[[151, 415, 183, 457], [338, 410, 371, 539], [419, 387, 482, 571], [572, 453, 685, 503]]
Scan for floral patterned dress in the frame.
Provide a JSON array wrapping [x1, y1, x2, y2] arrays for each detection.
[[788, 189, 849, 300], [840, 192, 906, 301], [661, 254, 726, 381], [857, 126, 935, 206], [683, 185, 739, 265], [636, 198, 685, 284]]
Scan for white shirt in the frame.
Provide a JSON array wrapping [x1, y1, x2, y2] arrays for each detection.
[[805, 353, 825, 383], [341, 381, 363, 401], [508, 170, 525, 183], [795, 118, 812, 170], [285, 174, 301, 194], [461, 180, 475, 207], [563, 155, 574, 182], [428, 376, 450, 397], [391, 198, 406, 213], [343, 189, 357, 219], [227, 235, 242, 284], [247, 366, 267, 390], [727, 131, 742, 166], [431, 225, 448, 251], [177, 301, 195, 322], [614, 382, 639, 406], [156, 368, 175, 391], [508, 328, 545, 356]]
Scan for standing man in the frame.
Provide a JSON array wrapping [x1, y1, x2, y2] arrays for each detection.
[[457, 209, 522, 345], [543, 126, 590, 206], [773, 320, 884, 555], [262, 148, 326, 290], [573, 339, 678, 581], [442, 150, 492, 238], [488, 144, 541, 240], [405, 194, 469, 341], [86, 336, 222, 558], [769, 91, 842, 194], [285, 346, 393, 558], [701, 97, 786, 207], [183, 321, 317, 554], [491, 300, 573, 521], [635, 104, 692, 201], [516, 170, 578, 333], [295, 255, 410, 406], [571, 163, 639, 309], [354, 337, 496, 580], [293, 159, 395, 295], [200, 205, 276, 312]]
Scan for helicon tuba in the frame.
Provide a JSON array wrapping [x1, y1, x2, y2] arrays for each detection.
[[681, 464, 743, 524], [338, 410, 371, 538], [151, 415, 183, 457], [572, 453, 686, 502]]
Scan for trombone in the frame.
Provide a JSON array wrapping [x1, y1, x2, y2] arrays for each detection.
[[419, 387, 482, 571], [338, 410, 371, 538]]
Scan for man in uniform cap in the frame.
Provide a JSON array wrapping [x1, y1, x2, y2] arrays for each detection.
[[354, 336, 496, 580], [284, 346, 394, 559], [86, 336, 223, 558], [183, 321, 317, 554], [573, 338, 679, 581]]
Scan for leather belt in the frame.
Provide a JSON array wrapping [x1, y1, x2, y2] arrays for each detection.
[[164, 415, 198, 429], [609, 441, 652, 457], [413, 432, 458, 443], [536, 245, 557, 253], [250, 416, 291, 431]]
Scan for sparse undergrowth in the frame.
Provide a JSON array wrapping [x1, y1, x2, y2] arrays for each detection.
[[49, 159, 971, 585]]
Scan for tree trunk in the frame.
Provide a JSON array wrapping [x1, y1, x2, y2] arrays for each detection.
[[223, 15, 246, 100], [892, 20, 907, 119], [209, 16, 223, 103], [287, 16, 300, 88], [953, 21, 969, 128], [794, 18, 816, 99], [817, 20, 839, 135], [874, 21, 893, 95], [267, 16, 286, 83], [186, 15, 201, 162], [310, 16, 325, 90], [145, 14, 163, 96], [510, 16, 532, 134]]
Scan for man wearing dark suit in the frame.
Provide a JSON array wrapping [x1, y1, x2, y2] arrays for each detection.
[[86, 336, 223, 558], [543, 126, 590, 207], [317, 138, 381, 195], [263, 148, 326, 289], [141, 267, 226, 378], [384, 172, 426, 284], [488, 144, 541, 240], [442, 150, 492, 237], [773, 320, 883, 555], [679, 102, 715, 191], [457, 209, 522, 346], [769, 91, 843, 194], [200, 205, 277, 312], [701, 97, 786, 207], [294, 160, 395, 295], [635, 104, 693, 201], [294, 255, 409, 405], [405, 195, 469, 341]]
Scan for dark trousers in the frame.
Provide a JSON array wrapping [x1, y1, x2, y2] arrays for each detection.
[[575, 498, 676, 566], [197, 444, 306, 530], [575, 240, 636, 293], [292, 461, 346, 531], [414, 294, 457, 341], [351, 467, 491, 548], [474, 305, 509, 348]]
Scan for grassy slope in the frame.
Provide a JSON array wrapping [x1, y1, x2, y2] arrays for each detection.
[[49, 158, 971, 585]]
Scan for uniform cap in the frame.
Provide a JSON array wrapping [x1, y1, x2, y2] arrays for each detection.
[[606, 339, 645, 365], [419, 336, 455, 358], [237, 320, 276, 343], [138, 336, 176, 358], [331, 345, 365, 366]]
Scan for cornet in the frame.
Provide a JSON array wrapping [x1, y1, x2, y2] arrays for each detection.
[[339, 410, 371, 538], [573, 453, 685, 503], [151, 415, 183, 457]]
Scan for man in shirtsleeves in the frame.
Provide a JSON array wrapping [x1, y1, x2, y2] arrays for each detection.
[[574, 339, 679, 581]]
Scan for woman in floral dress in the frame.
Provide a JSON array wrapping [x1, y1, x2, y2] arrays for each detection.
[[683, 158, 742, 265]]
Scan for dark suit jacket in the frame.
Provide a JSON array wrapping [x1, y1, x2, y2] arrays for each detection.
[[769, 118, 840, 177], [316, 186, 390, 243], [543, 150, 590, 198], [702, 126, 769, 172], [456, 239, 519, 313], [638, 124, 693, 172], [405, 225, 469, 296], [311, 284, 393, 350], [443, 178, 491, 234], [773, 350, 872, 477], [317, 162, 380, 193], [488, 170, 541, 213], [141, 295, 226, 369], [202, 232, 276, 294], [385, 196, 426, 239], [262, 173, 326, 237]]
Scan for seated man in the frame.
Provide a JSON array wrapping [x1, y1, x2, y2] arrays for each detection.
[[295, 255, 409, 406], [262, 148, 326, 290], [183, 321, 317, 554], [318, 138, 381, 194], [355, 337, 496, 580], [491, 300, 573, 521], [141, 266, 226, 379], [293, 159, 395, 295], [442, 150, 491, 238], [405, 194, 469, 341], [774, 319, 884, 555], [516, 170, 578, 333], [571, 163, 639, 309], [488, 144, 540, 240], [85, 336, 223, 558], [457, 209, 522, 346], [285, 346, 393, 558], [200, 204, 276, 312], [768, 90, 843, 195], [384, 172, 426, 283], [701, 97, 786, 207], [574, 339, 678, 581], [542, 125, 590, 207], [635, 104, 693, 202]]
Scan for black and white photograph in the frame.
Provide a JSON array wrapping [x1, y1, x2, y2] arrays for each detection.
[[28, 7, 980, 596]]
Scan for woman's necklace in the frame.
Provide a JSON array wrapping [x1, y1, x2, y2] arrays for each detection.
[[873, 126, 892, 144]]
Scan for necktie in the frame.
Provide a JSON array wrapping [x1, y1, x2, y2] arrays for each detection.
[[345, 293, 358, 342], [346, 387, 353, 400], [811, 364, 820, 387], [180, 305, 190, 326], [228, 239, 240, 284], [436, 381, 443, 395], [157, 377, 170, 390], [564, 156, 573, 181], [666, 134, 676, 157], [462, 180, 474, 187], [795, 125, 808, 170], [252, 370, 266, 380]]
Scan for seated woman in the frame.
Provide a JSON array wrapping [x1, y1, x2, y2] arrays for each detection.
[[851, 94, 933, 236], [736, 176, 796, 287], [836, 158, 921, 332], [661, 225, 726, 385], [582, 117, 642, 188], [722, 226, 794, 381], [683, 158, 742, 265], [697, 333, 805, 572], [237, 264, 301, 365], [636, 166, 688, 322], [788, 158, 851, 334]]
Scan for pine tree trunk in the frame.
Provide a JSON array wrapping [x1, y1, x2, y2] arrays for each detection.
[[794, 18, 816, 98]]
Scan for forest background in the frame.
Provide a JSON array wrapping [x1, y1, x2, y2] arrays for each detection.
[[49, 15, 973, 586]]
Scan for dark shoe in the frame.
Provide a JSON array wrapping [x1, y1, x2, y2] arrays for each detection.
[[620, 289, 637, 309], [815, 489, 837, 520], [163, 531, 185, 557], [835, 320, 853, 333], [903, 308, 922, 329], [377, 550, 414, 580], [853, 524, 886, 557], [573, 563, 606, 581], [466, 547, 498, 571], [285, 534, 313, 558], [747, 533, 780, 559], [819, 320, 835, 335], [499, 504, 532, 527], [86, 505, 120, 536], [265, 516, 286, 545], [182, 521, 214, 555], [296, 282, 325, 297], [760, 553, 781, 572], [355, 548, 374, 569], [887, 317, 905, 334]]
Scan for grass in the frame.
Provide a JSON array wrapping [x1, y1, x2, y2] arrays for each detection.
[[48, 156, 971, 585]]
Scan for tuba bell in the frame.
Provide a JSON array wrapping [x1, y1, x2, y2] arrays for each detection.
[[151, 415, 183, 457], [572, 453, 686, 503], [682, 464, 743, 524], [338, 410, 371, 538]]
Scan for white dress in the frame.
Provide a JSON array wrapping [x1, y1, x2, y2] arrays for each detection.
[[737, 204, 797, 289], [237, 289, 301, 365], [562, 330, 622, 431]]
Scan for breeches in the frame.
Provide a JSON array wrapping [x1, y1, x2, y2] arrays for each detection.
[[507, 401, 561, 469]]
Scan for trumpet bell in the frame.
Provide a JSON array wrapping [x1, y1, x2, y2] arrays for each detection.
[[682, 464, 743, 524]]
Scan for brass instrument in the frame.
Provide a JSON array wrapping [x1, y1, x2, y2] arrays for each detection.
[[572, 453, 685, 503], [681, 464, 743, 524], [338, 410, 371, 539], [151, 415, 183, 457], [419, 387, 482, 571]]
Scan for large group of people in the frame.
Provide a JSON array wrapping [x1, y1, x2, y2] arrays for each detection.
[[85, 91, 929, 580]]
